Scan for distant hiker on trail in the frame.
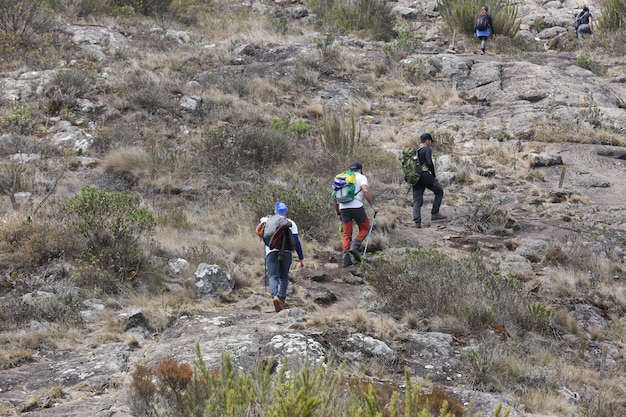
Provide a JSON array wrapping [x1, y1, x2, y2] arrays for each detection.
[[574, 5, 593, 39], [332, 162, 379, 268], [474, 6, 495, 55], [413, 133, 447, 228], [257, 202, 304, 312]]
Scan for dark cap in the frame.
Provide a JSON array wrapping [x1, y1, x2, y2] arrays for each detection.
[[582, 5, 589, 10], [420, 133, 434, 143], [349, 162, 363, 171]]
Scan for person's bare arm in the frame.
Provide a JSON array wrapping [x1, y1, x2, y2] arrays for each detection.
[[589, 16, 594, 33], [360, 184, 378, 212]]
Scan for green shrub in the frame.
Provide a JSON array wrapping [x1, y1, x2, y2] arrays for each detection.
[[394, 22, 422, 54], [196, 126, 295, 173], [0, 0, 53, 42], [0, 275, 82, 331], [365, 248, 526, 331], [321, 107, 361, 163], [437, 0, 520, 37], [45, 69, 96, 116], [129, 347, 496, 417], [124, 72, 176, 114], [308, 0, 395, 41], [245, 175, 335, 243], [112, 0, 173, 16], [597, 0, 626, 33], [65, 185, 155, 281], [0, 102, 43, 136], [288, 119, 312, 135], [465, 194, 508, 235]]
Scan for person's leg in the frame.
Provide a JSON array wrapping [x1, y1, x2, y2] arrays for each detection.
[[353, 208, 370, 244], [340, 211, 354, 267], [266, 252, 282, 311], [413, 183, 425, 225], [577, 24, 590, 39], [340, 211, 353, 252], [479, 36, 487, 54], [429, 181, 444, 215], [277, 251, 292, 301]]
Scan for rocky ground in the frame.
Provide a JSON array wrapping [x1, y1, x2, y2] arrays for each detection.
[[1, 0, 626, 416]]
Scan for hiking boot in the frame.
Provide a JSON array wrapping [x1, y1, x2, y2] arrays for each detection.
[[480, 50, 485, 55], [279, 298, 286, 309], [342, 252, 353, 268], [431, 212, 448, 220], [273, 296, 283, 313], [415, 221, 422, 228], [349, 240, 362, 263]]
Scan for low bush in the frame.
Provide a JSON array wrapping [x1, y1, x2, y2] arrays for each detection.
[[124, 72, 176, 114], [128, 348, 502, 417], [321, 107, 361, 164], [465, 194, 508, 235], [365, 247, 527, 332], [437, 0, 520, 38], [597, 0, 626, 33], [195, 126, 295, 174], [65, 185, 156, 282], [308, 0, 395, 41], [245, 175, 335, 243], [0, 275, 82, 331], [0, 0, 53, 42]]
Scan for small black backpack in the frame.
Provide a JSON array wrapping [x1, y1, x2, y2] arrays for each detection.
[[476, 14, 489, 30]]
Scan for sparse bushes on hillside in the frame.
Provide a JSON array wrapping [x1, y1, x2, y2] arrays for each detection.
[[465, 194, 509, 235], [437, 0, 520, 37], [196, 126, 295, 173], [65, 185, 156, 283], [0, 0, 52, 42], [245, 175, 335, 243], [308, 0, 396, 41], [598, 0, 626, 32], [45, 69, 97, 116], [321, 107, 361, 163], [124, 72, 176, 114], [129, 348, 498, 417], [365, 247, 528, 332]]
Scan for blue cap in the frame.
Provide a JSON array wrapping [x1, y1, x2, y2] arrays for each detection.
[[349, 162, 362, 171], [274, 201, 288, 215]]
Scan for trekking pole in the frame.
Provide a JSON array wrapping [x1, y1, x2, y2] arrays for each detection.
[[361, 212, 377, 266]]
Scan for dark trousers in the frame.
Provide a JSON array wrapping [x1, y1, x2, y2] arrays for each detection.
[[412, 173, 444, 223]]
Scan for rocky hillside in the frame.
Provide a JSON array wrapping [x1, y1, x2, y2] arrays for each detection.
[[1, 0, 626, 416]]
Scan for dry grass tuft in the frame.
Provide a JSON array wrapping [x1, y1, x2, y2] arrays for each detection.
[[0, 348, 33, 370], [101, 146, 151, 179]]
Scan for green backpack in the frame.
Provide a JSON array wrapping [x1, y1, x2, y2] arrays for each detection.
[[399, 146, 428, 185]]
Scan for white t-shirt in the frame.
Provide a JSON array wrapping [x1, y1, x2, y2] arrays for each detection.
[[338, 172, 367, 210]]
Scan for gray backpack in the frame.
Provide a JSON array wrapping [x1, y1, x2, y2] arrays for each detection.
[[262, 214, 290, 246]]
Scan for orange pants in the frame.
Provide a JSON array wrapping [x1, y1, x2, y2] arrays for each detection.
[[340, 207, 370, 251]]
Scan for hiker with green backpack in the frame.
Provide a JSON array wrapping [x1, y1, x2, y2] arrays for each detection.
[[412, 133, 446, 228], [332, 162, 379, 268]]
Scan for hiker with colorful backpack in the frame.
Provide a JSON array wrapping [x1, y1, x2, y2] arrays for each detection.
[[256, 202, 304, 312], [413, 133, 446, 229], [474, 6, 495, 55], [332, 162, 379, 268]]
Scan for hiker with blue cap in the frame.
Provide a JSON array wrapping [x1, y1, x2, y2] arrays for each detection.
[[256, 202, 305, 312], [332, 162, 378, 267]]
